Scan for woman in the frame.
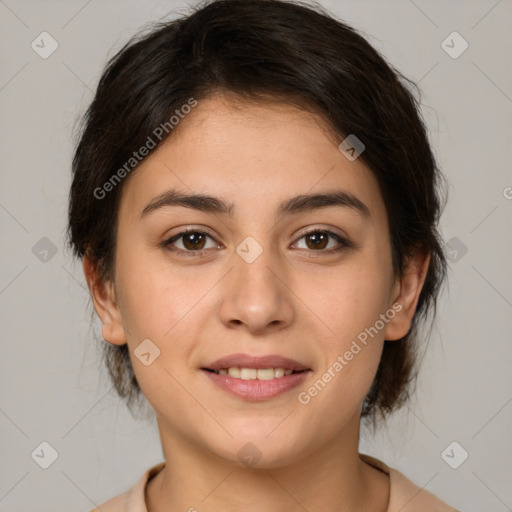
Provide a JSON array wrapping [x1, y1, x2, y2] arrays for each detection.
[[67, 0, 459, 510]]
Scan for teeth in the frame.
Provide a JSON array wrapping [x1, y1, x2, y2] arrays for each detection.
[[240, 368, 257, 380], [216, 367, 296, 380], [227, 367, 241, 378]]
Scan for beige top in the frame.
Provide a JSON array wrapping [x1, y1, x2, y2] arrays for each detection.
[[90, 453, 459, 512]]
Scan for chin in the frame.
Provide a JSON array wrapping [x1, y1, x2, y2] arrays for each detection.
[[206, 429, 309, 470]]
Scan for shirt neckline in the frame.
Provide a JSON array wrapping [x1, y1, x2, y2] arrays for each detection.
[[126, 452, 456, 512]]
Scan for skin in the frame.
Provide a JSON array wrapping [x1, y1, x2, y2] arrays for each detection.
[[84, 93, 430, 512]]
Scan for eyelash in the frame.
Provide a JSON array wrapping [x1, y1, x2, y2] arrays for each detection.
[[162, 227, 352, 257]]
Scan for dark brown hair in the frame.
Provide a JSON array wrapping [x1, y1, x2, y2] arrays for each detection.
[[67, 0, 448, 430]]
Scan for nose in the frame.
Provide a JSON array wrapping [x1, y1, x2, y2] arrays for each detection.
[[218, 248, 295, 335]]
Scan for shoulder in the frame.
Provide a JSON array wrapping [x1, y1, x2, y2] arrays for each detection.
[[88, 490, 129, 512], [359, 453, 460, 512], [89, 490, 131, 512], [87, 462, 165, 512]]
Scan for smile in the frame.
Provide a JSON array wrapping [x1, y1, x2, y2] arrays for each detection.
[[205, 367, 300, 380], [202, 369, 310, 400]]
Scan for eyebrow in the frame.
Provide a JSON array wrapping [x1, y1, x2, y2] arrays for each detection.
[[140, 189, 370, 220]]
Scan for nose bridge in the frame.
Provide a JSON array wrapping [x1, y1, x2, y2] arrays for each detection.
[[218, 237, 294, 333]]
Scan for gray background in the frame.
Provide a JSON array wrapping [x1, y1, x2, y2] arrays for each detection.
[[1, 0, 511, 510]]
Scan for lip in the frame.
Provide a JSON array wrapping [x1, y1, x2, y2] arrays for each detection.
[[201, 353, 311, 401], [204, 353, 310, 372], [202, 369, 310, 401]]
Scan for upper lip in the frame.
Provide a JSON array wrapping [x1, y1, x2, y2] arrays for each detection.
[[204, 353, 310, 371]]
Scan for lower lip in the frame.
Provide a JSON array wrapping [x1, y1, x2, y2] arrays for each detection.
[[202, 370, 310, 401]]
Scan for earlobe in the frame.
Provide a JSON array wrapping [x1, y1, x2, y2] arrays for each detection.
[[384, 249, 431, 342], [82, 255, 127, 346]]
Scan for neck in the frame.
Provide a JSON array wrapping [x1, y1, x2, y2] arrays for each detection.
[[146, 416, 389, 512]]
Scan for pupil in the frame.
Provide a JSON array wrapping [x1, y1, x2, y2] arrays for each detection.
[[184, 233, 205, 250], [308, 232, 327, 250]]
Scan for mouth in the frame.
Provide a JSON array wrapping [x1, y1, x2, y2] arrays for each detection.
[[202, 367, 306, 380], [201, 353, 311, 400], [202, 352, 310, 378]]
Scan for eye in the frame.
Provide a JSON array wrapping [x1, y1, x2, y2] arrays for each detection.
[[292, 229, 350, 253], [163, 227, 351, 257], [164, 229, 219, 255]]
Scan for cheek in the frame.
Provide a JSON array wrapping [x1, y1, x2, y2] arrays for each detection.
[[116, 260, 204, 411], [299, 287, 387, 424], [115, 244, 197, 338], [313, 257, 393, 343], [115, 253, 212, 404], [304, 249, 392, 404]]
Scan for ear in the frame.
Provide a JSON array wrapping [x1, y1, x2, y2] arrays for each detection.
[[383, 248, 431, 341], [82, 255, 127, 346]]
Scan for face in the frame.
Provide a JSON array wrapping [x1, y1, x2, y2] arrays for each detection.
[[86, 94, 427, 468]]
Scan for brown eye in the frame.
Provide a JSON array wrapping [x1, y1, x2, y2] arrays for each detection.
[[182, 232, 207, 250], [293, 229, 350, 253], [165, 230, 218, 255], [304, 231, 329, 250]]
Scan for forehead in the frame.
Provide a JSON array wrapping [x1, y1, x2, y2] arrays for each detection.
[[118, 95, 388, 227]]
